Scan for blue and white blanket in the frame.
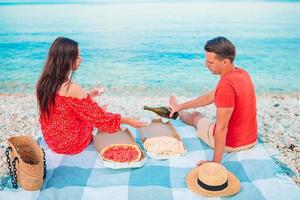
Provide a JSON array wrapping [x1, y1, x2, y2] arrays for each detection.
[[1, 120, 300, 200]]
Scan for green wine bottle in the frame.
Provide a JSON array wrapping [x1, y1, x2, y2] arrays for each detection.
[[143, 106, 179, 120]]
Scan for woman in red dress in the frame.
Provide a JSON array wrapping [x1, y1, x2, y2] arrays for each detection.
[[36, 37, 146, 154]]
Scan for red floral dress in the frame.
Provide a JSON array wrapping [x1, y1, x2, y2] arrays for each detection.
[[39, 94, 121, 154]]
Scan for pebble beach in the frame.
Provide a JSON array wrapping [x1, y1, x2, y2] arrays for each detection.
[[0, 92, 299, 186]]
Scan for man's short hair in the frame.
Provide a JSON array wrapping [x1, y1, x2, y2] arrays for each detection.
[[204, 37, 236, 62]]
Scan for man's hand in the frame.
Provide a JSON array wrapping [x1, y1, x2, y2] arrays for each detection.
[[168, 104, 182, 118]]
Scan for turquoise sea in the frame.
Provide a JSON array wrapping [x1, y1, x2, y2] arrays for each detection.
[[0, 0, 300, 95]]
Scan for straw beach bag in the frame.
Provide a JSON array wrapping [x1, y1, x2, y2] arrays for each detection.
[[5, 136, 47, 191]]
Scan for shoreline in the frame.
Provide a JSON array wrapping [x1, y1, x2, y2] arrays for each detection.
[[0, 93, 299, 186]]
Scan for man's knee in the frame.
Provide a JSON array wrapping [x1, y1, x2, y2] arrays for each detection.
[[191, 111, 205, 126], [190, 111, 203, 118]]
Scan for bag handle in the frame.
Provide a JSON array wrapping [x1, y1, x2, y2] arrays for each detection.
[[5, 146, 47, 189], [42, 148, 47, 180], [5, 147, 18, 189]]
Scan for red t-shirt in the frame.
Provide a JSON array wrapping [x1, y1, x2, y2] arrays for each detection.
[[214, 67, 257, 147]]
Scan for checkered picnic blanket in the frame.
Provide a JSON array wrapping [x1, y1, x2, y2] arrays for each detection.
[[1, 120, 300, 200]]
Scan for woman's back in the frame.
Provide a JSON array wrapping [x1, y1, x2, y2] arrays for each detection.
[[58, 81, 87, 99], [39, 92, 93, 154]]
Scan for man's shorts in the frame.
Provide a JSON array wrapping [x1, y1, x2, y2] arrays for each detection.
[[196, 117, 257, 152]]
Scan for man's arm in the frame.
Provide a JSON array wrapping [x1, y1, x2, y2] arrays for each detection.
[[169, 90, 215, 117], [181, 90, 215, 109], [213, 107, 234, 163]]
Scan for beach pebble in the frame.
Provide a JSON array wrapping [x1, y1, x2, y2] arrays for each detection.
[[269, 135, 276, 142], [288, 143, 296, 151], [296, 165, 300, 173], [276, 142, 285, 149], [293, 147, 300, 152]]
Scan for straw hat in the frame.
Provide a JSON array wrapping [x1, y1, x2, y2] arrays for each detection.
[[186, 162, 241, 197]]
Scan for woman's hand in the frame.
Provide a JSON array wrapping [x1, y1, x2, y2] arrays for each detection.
[[88, 87, 105, 98], [101, 104, 109, 112], [196, 160, 211, 166], [121, 117, 148, 128]]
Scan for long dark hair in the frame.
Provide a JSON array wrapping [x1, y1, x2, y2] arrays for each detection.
[[37, 37, 79, 116]]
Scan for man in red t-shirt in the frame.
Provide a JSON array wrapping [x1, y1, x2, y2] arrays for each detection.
[[169, 36, 257, 165]]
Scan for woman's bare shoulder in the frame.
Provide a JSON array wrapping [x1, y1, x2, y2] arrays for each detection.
[[58, 81, 87, 99]]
